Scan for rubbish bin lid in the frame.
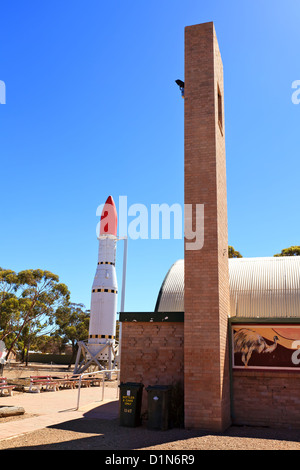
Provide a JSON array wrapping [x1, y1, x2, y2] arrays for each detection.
[[119, 382, 144, 388], [146, 385, 172, 391]]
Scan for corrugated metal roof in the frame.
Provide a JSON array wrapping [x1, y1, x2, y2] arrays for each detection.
[[155, 259, 184, 312], [155, 256, 300, 318]]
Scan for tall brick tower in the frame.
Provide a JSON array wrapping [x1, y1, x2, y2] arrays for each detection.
[[184, 22, 231, 431]]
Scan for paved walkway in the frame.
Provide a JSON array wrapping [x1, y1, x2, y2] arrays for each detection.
[[0, 386, 119, 441]]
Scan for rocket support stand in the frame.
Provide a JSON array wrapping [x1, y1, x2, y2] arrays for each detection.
[[74, 236, 127, 376], [73, 340, 118, 375]]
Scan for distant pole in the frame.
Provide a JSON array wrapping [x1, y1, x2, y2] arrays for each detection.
[[121, 237, 128, 313], [119, 237, 128, 362]]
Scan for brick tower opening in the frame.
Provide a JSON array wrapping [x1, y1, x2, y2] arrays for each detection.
[[184, 22, 231, 431]]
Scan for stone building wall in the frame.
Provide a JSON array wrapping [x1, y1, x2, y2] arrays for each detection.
[[119, 313, 184, 414], [232, 370, 300, 428]]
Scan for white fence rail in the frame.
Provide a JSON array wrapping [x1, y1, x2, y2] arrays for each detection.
[[76, 369, 120, 410]]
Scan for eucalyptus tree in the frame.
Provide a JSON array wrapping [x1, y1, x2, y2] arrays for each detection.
[[0, 267, 69, 361]]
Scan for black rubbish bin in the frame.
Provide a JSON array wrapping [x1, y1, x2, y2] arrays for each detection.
[[146, 385, 172, 430], [119, 382, 144, 427]]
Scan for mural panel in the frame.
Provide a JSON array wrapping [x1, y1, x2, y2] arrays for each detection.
[[232, 323, 300, 370]]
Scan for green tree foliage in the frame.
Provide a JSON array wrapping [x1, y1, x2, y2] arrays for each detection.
[[30, 334, 56, 354], [274, 246, 300, 257], [228, 246, 243, 258], [0, 268, 70, 359], [54, 303, 89, 367]]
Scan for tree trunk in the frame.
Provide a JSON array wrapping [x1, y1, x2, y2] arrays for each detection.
[[68, 342, 78, 369]]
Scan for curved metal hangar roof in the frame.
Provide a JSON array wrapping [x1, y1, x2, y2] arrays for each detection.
[[155, 257, 300, 318]]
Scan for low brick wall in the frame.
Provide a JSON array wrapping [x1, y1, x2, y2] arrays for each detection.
[[119, 312, 184, 413], [120, 314, 300, 428], [232, 370, 300, 428]]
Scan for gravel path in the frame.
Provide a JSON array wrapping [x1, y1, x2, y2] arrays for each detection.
[[1, 364, 300, 450], [0, 418, 300, 450]]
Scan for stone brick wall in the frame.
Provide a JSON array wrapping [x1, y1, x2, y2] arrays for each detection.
[[184, 21, 231, 431], [232, 370, 300, 428], [120, 319, 184, 413], [120, 315, 300, 428]]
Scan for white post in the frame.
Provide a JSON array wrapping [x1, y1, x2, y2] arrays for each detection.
[[77, 375, 83, 410], [119, 237, 127, 364]]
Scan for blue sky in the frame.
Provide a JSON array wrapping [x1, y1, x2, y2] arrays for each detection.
[[0, 0, 299, 313]]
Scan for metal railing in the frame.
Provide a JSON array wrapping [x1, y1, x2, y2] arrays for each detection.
[[76, 369, 120, 410]]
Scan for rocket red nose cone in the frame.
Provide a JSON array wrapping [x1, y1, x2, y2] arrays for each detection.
[[100, 195, 118, 236], [105, 195, 114, 206]]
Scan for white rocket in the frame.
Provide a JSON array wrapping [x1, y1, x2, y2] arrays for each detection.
[[88, 195, 118, 359]]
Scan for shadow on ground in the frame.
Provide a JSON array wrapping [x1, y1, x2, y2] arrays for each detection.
[[2, 403, 300, 451]]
